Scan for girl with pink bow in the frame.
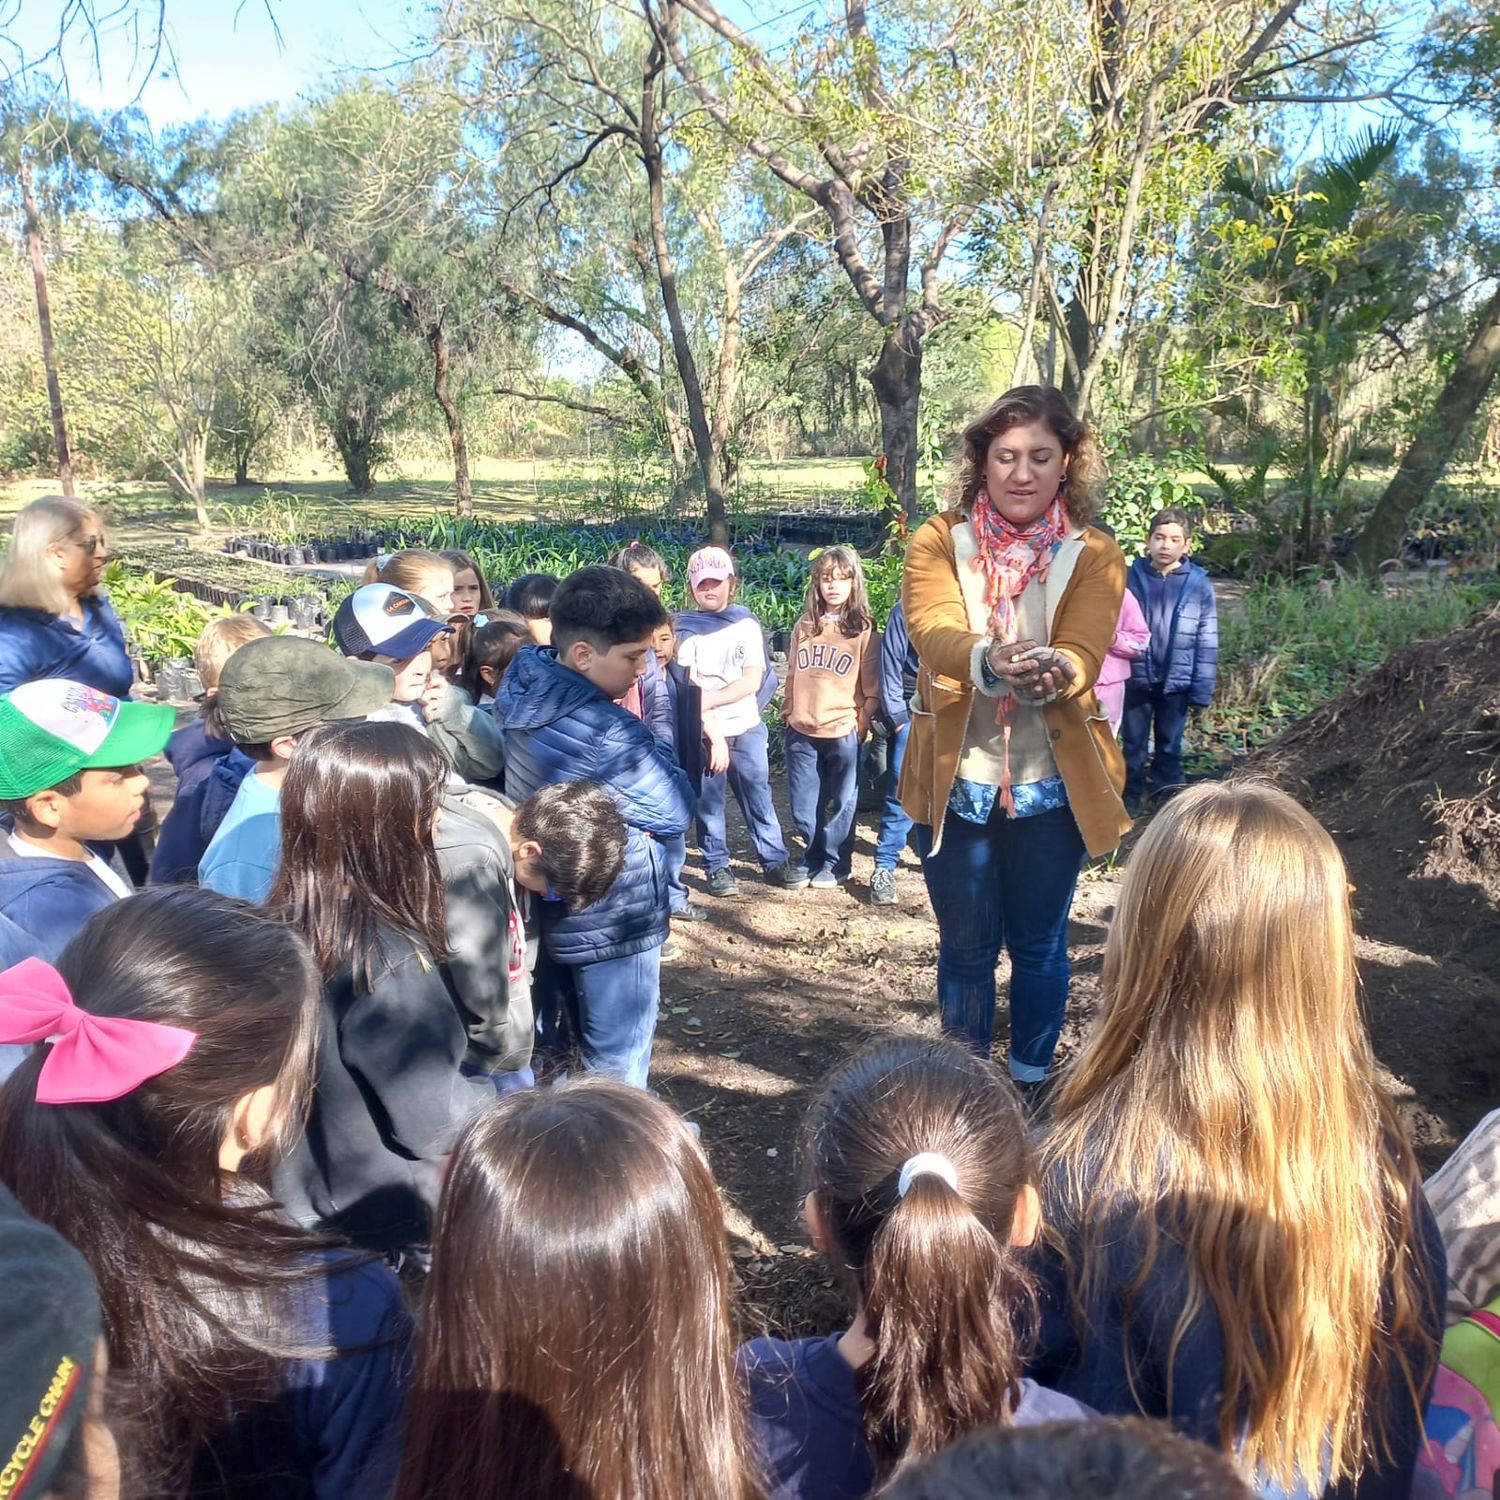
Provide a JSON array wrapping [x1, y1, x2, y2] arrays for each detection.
[[0, 888, 410, 1499]]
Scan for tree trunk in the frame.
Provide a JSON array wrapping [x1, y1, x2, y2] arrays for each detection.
[[189, 429, 210, 531], [868, 320, 922, 520], [19, 156, 76, 497], [234, 450, 250, 487], [1351, 285, 1500, 575], [334, 421, 377, 495], [640, 40, 730, 543], [427, 320, 473, 517]]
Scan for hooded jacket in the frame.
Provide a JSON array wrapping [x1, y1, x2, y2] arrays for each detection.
[[1125, 556, 1219, 706], [0, 820, 122, 958], [149, 721, 254, 885], [495, 645, 694, 966], [0, 597, 133, 698]]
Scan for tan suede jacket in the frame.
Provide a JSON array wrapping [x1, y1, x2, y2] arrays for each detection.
[[897, 510, 1132, 858]]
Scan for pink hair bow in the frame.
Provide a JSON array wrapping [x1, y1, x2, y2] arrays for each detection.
[[0, 957, 196, 1105]]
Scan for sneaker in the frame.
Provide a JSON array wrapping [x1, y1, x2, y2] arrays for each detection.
[[809, 866, 839, 889], [660, 940, 682, 962], [672, 901, 709, 923], [706, 867, 739, 898], [1015, 1075, 1055, 1119], [870, 868, 898, 905], [763, 861, 810, 891]]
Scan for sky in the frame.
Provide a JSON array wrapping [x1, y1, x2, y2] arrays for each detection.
[[3, 0, 429, 124]]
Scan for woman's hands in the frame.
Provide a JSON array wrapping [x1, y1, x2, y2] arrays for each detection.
[[984, 638, 1077, 704]]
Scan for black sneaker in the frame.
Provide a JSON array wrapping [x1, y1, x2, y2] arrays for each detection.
[[706, 867, 739, 897], [764, 861, 810, 891], [672, 901, 709, 923], [1015, 1075, 1056, 1119]]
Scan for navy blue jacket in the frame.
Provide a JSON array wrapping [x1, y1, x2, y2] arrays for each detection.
[[150, 722, 253, 885], [1125, 558, 1218, 706], [0, 597, 133, 698], [0, 821, 121, 958], [878, 599, 920, 730], [638, 646, 676, 750], [496, 646, 694, 965]]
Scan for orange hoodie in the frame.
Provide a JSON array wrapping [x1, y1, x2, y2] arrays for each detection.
[[782, 615, 881, 738]]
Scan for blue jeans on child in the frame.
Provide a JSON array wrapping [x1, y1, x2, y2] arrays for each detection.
[[784, 726, 860, 877], [696, 720, 789, 873], [1121, 685, 1191, 798], [532, 943, 661, 1090], [916, 802, 1086, 1082], [663, 832, 690, 913], [874, 721, 913, 870]]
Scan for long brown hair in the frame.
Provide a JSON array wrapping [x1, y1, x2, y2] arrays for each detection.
[[1041, 781, 1439, 1488], [0, 888, 324, 1496], [804, 544, 873, 637], [360, 548, 454, 604], [438, 548, 497, 611], [269, 719, 449, 988], [802, 1038, 1038, 1479], [394, 1080, 764, 1500], [955, 385, 1106, 524]]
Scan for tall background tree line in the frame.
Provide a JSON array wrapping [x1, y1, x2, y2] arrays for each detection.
[[0, 0, 1496, 559]]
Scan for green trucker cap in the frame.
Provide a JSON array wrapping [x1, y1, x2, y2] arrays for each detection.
[[216, 635, 395, 744], [0, 679, 174, 799]]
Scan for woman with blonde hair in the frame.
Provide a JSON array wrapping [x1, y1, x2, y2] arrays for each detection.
[[1031, 780, 1444, 1499], [360, 549, 456, 615], [0, 495, 131, 697]]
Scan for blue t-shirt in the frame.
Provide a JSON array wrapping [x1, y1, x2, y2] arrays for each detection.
[[740, 1332, 1095, 1500], [198, 769, 282, 901]]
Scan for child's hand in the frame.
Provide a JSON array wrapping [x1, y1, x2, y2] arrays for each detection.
[[705, 728, 730, 775], [418, 677, 450, 723]]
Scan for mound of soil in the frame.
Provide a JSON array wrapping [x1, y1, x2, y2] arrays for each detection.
[[1243, 602, 1500, 1154]]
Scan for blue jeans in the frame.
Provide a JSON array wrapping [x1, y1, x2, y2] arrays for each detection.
[[916, 803, 1086, 1081], [570, 946, 662, 1089], [874, 721, 914, 870], [1121, 685, 1191, 798], [663, 833, 690, 912], [696, 720, 788, 872], [784, 726, 860, 876]]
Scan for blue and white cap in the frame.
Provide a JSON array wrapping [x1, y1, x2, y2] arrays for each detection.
[[331, 584, 452, 660]]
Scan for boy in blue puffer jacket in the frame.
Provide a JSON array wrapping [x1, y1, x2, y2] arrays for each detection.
[[495, 566, 694, 1089], [1122, 507, 1218, 808]]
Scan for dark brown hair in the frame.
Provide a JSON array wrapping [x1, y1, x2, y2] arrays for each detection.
[[269, 719, 450, 988], [0, 888, 324, 1497], [512, 781, 628, 911], [472, 610, 531, 692], [802, 1038, 1038, 1479], [608, 541, 670, 584], [0, 770, 83, 819], [879, 1417, 1255, 1500], [393, 1079, 764, 1500], [439, 549, 497, 611], [1148, 505, 1194, 538], [956, 385, 1106, 524]]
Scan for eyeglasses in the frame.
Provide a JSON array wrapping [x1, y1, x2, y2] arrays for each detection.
[[73, 535, 108, 555]]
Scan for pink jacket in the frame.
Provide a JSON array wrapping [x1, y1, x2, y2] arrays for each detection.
[[1096, 588, 1150, 731]]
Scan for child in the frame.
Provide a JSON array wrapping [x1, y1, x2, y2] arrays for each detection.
[[332, 582, 505, 785], [472, 610, 531, 707], [609, 543, 702, 923], [150, 614, 271, 884], [506, 572, 559, 645], [268, 719, 496, 1251], [782, 546, 881, 888], [198, 637, 395, 900], [0, 887, 410, 1497], [871, 596, 919, 905], [0, 679, 173, 956], [439, 548, 496, 622], [361, 548, 457, 615], [1032, 782, 1444, 1498], [495, 566, 694, 1088], [392, 1079, 763, 1500], [742, 1037, 1090, 1499], [881, 1418, 1254, 1500], [1121, 507, 1217, 805], [1095, 586, 1150, 735], [676, 546, 806, 894]]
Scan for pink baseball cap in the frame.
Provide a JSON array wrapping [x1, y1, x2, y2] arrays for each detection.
[[687, 547, 735, 587]]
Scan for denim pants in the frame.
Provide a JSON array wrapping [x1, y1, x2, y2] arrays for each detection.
[[531, 943, 660, 1089], [874, 721, 914, 870], [916, 802, 1086, 1082], [696, 720, 789, 872], [784, 726, 860, 877], [663, 833, 690, 912], [1121, 685, 1191, 797]]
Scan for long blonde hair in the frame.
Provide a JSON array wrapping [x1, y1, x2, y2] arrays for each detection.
[[1041, 781, 1436, 1488], [360, 549, 454, 604], [0, 495, 107, 613]]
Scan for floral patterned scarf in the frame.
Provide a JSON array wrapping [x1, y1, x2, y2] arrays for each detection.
[[967, 490, 1070, 814]]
